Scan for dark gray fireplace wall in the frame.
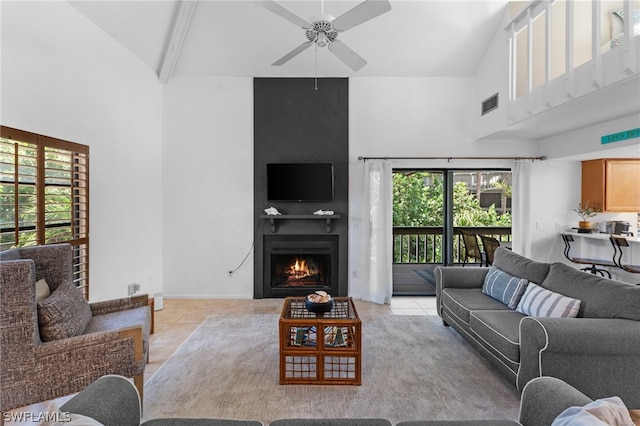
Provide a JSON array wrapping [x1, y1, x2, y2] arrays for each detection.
[[254, 78, 349, 298]]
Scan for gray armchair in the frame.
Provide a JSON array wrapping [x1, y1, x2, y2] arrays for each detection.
[[0, 244, 152, 412]]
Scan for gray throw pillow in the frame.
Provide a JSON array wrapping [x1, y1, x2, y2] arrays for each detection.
[[37, 280, 92, 341], [482, 266, 529, 309]]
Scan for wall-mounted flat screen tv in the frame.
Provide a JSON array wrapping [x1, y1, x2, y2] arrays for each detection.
[[267, 163, 334, 202]]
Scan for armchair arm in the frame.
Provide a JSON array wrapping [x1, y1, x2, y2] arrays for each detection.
[[90, 293, 149, 315], [60, 375, 141, 426], [90, 294, 154, 334], [518, 317, 640, 408], [34, 326, 145, 405], [519, 376, 593, 426], [435, 266, 488, 315]]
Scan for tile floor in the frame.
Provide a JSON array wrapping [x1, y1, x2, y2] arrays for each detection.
[[5, 296, 437, 423], [146, 296, 438, 380]]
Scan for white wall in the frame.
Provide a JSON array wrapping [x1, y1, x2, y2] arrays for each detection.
[[1, 1, 164, 302], [347, 77, 542, 298], [4, 2, 637, 301], [162, 77, 254, 298]]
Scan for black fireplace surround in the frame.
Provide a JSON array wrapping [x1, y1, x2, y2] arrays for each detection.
[[253, 78, 349, 298]]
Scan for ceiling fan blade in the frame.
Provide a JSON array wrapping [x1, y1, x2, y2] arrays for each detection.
[[332, 0, 391, 32], [255, 0, 313, 29], [272, 41, 314, 66], [328, 40, 367, 71]]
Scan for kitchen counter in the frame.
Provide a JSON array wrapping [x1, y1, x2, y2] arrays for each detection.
[[565, 231, 640, 244]]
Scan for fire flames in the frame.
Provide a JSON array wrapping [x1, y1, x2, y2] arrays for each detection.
[[287, 258, 311, 279]]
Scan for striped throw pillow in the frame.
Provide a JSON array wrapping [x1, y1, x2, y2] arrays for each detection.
[[516, 283, 581, 318], [482, 266, 529, 309]]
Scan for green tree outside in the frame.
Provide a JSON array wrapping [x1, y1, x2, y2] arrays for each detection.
[[393, 171, 511, 263]]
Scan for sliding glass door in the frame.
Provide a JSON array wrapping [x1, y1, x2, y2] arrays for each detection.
[[392, 168, 512, 296]]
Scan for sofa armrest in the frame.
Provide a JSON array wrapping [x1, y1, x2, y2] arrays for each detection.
[[60, 375, 141, 426], [518, 317, 640, 408], [435, 266, 488, 316], [519, 376, 593, 426]]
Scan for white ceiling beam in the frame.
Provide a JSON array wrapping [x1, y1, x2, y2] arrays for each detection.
[[158, 0, 197, 84]]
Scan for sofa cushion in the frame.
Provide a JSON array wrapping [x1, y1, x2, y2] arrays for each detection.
[[441, 288, 512, 325], [84, 306, 151, 354], [482, 266, 529, 309], [542, 262, 640, 320], [469, 310, 525, 366], [516, 283, 581, 318], [493, 247, 550, 285], [37, 280, 92, 341]]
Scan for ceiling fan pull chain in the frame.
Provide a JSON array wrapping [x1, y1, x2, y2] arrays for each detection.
[[314, 43, 318, 91]]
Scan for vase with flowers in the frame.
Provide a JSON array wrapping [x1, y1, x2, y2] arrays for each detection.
[[573, 202, 600, 230]]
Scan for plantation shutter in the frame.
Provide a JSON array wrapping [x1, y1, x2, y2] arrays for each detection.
[[0, 126, 90, 298]]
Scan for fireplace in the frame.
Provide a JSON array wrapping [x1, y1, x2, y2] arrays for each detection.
[[264, 235, 338, 298]]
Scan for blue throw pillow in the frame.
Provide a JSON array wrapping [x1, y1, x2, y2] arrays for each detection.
[[482, 266, 529, 309]]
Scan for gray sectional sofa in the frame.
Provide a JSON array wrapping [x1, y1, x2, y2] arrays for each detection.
[[60, 375, 612, 426], [435, 246, 640, 409]]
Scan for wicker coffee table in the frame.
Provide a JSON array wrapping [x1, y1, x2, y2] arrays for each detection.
[[279, 296, 361, 385]]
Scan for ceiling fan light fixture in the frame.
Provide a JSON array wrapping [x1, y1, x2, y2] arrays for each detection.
[[316, 32, 328, 47]]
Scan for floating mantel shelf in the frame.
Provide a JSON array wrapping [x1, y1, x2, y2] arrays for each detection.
[[260, 214, 341, 233]]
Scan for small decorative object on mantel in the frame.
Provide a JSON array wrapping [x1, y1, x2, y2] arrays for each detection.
[[573, 202, 601, 232], [305, 290, 334, 314], [264, 206, 281, 216], [313, 210, 335, 216]]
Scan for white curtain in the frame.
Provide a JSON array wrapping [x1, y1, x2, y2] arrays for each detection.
[[512, 160, 532, 257], [361, 159, 393, 305]]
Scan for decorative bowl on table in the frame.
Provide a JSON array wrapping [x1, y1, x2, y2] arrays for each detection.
[[305, 291, 334, 314]]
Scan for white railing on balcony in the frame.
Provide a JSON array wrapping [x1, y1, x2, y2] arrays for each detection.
[[506, 0, 639, 122]]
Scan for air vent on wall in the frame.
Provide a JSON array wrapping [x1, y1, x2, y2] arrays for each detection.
[[481, 93, 499, 116]]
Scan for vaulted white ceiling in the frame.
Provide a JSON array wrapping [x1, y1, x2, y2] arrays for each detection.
[[69, 0, 511, 81]]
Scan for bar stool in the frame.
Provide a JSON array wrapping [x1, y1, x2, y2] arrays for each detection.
[[561, 234, 615, 278], [610, 236, 640, 277]]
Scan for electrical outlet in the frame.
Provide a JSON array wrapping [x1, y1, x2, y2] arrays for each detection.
[[128, 283, 141, 296], [536, 221, 542, 231], [352, 270, 358, 279]]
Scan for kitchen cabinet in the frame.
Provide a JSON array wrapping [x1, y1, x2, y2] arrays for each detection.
[[581, 159, 640, 212]]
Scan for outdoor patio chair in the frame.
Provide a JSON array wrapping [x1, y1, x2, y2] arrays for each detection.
[[478, 234, 501, 266], [459, 229, 485, 266]]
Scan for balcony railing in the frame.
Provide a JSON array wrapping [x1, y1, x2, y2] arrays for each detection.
[[393, 226, 512, 265]]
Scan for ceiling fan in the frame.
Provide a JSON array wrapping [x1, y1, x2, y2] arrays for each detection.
[[256, 0, 392, 71]]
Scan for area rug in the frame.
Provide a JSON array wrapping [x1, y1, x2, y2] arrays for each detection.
[[143, 314, 520, 424]]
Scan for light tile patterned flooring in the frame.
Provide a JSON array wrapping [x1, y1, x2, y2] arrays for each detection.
[[146, 296, 438, 380]]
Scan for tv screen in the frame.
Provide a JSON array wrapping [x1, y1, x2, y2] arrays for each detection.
[[267, 163, 334, 202]]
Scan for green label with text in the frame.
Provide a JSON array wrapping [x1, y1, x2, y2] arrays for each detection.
[[601, 128, 640, 144]]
